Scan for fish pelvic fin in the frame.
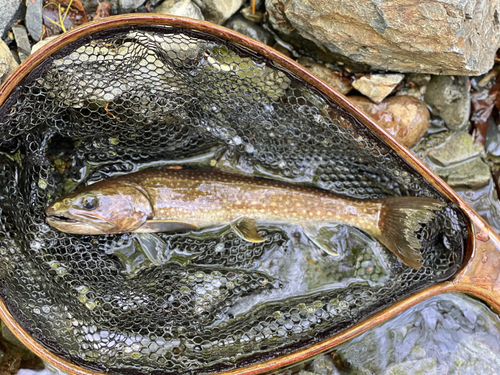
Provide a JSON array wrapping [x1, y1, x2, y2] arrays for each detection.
[[375, 197, 446, 269], [302, 224, 339, 256], [231, 217, 266, 243]]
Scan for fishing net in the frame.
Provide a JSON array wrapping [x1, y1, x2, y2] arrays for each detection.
[[0, 25, 467, 374]]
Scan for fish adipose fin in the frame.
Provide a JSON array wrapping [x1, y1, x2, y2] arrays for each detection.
[[302, 224, 339, 256], [231, 217, 266, 243], [376, 197, 446, 269], [134, 220, 198, 233]]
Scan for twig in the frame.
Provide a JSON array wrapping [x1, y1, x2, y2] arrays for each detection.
[[43, 0, 74, 33], [104, 102, 119, 119]]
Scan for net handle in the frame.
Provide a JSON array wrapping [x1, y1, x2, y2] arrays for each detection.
[[0, 13, 497, 375]]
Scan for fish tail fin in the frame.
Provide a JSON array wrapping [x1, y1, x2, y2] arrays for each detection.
[[374, 197, 446, 269]]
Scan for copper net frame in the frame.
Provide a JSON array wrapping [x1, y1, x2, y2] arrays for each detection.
[[0, 14, 498, 375]]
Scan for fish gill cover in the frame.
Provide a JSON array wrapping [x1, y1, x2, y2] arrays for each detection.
[[0, 26, 466, 374]]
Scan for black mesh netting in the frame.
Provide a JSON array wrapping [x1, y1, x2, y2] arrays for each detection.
[[0, 26, 467, 374]]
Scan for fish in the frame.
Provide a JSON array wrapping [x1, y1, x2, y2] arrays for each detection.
[[45, 168, 446, 269]]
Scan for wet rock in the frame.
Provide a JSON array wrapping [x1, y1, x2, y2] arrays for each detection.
[[424, 76, 471, 131], [266, 0, 500, 75], [0, 321, 43, 374], [308, 354, 340, 375], [1, 322, 29, 352], [12, 25, 31, 63], [26, 0, 43, 41], [414, 131, 490, 189], [0, 39, 19, 85], [152, 0, 204, 20], [241, 6, 265, 23], [198, 0, 245, 25], [352, 74, 404, 103], [225, 15, 273, 45], [427, 131, 484, 167], [452, 336, 500, 373], [396, 74, 430, 99], [0, 0, 24, 39], [298, 57, 352, 95], [385, 358, 438, 374], [413, 130, 453, 157], [82, 0, 99, 13], [31, 36, 58, 55], [349, 96, 430, 148], [119, 0, 145, 12], [272, 43, 293, 58], [485, 118, 500, 156], [406, 74, 431, 87]]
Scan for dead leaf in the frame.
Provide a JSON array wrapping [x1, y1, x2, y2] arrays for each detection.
[[42, 0, 88, 37], [93, 1, 111, 21], [471, 72, 500, 144]]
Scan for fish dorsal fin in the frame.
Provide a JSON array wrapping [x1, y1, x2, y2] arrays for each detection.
[[134, 220, 198, 233], [231, 217, 266, 243], [302, 223, 341, 256]]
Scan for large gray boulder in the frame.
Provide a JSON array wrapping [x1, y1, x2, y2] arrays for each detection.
[[266, 0, 500, 75], [0, 0, 24, 39]]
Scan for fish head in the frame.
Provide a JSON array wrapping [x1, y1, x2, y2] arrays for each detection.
[[45, 184, 153, 235]]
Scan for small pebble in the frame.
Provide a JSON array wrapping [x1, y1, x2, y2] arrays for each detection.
[[352, 74, 404, 103]]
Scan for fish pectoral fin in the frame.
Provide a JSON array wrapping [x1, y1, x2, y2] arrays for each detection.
[[231, 217, 266, 243], [134, 220, 198, 233], [302, 224, 340, 256], [133, 233, 168, 265]]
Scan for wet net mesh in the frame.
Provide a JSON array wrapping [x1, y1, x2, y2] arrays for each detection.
[[0, 26, 467, 374]]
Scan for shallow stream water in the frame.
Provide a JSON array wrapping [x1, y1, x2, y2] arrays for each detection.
[[333, 293, 500, 375]]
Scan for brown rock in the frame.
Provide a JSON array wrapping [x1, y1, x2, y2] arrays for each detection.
[[298, 57, 352, 95], [349, 95, 430, 148], [266, 0, 500, 75]]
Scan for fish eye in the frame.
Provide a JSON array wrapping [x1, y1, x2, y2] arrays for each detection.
[[82, 196, 98, 210]]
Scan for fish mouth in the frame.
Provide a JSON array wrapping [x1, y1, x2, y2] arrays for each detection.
[[47, 215, 79, 224], [46, 213, 115, 234]]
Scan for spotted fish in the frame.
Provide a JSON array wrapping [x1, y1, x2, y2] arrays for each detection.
[[45, 168, 446, 268]]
